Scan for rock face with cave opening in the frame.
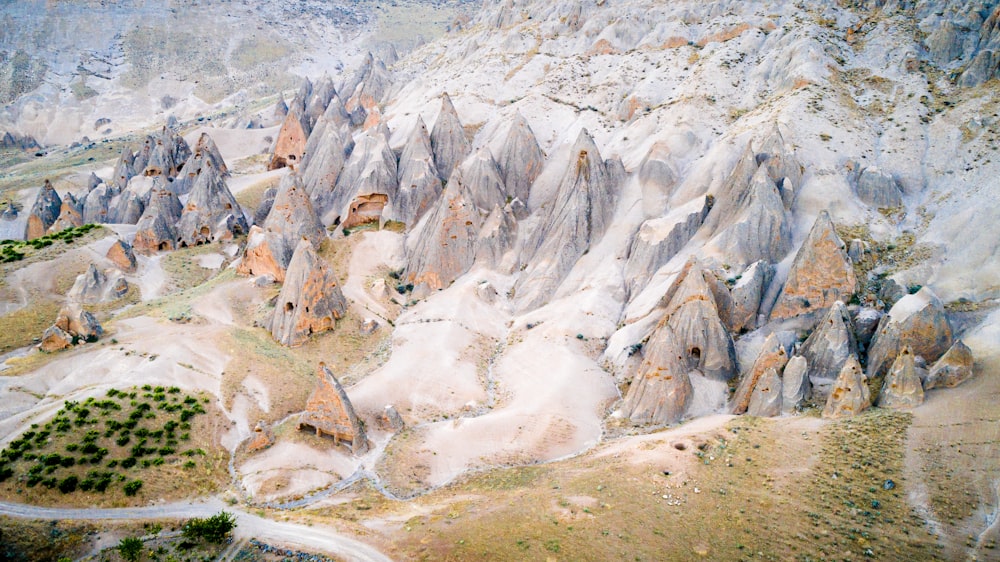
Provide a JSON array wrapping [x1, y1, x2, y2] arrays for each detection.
[[132, 185, 182, 255], [25, 180, 62, 240], [174, 160, 247, 247], [269, 110, 309, 171], [298, 363, 368, 455], [268, 239, 347, 347]]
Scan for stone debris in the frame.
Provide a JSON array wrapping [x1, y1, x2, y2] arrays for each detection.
[[925, 339, 974, 389], [298, 363, 369, 455], [40, 305, 103, 352]]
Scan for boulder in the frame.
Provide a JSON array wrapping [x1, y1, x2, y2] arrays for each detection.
[[175, 161, 248, 247], [799, 301, 858, 397], [82, 183, 113, 224], [378, 405, 405, 431], [866, 287, 953, 379], [53, 305, 103, 342], [770, 211, 856, 321], [430, 93, 472, 182], [298, 363, 369, 455], [25, 180, 62, 239], [855, 167, 903, 208], [39, 325, 73, 352], [393, 116, 443, 227], [732, 332, 790, 414], [515, 129, 622, 310], [268, 240, 347, 347], [67, 264, 107, 304], [925, 340, 974, 389], [852, 307, 883, 349], [106, 239, 138, 273], [246, 421, 275, 453], [624, 196, 711, 298], [781, 356, 811, 414], [822, 355, 870, 419], [747, 368, 782, 418], [495, 111, 545, 212], [876, 346, 924, 409]]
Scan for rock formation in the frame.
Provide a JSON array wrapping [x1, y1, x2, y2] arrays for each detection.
[[854, 166, 903, 208], [40, 305, 103, 352], [246, 421, 275, 453], [925, 339, 974, 389], [252, 186, 278, 227], [725, 260, 772, 333], [47, 195, 84, 234], [394, 116, 443, 227], [770, 211, 856, 321], [624, 196, 711, 298], [67, 264, 115, 304], [732, 332, 790, 414], [799, 301, 858, 397], [430, 93, 472, 182], [781, 356, 810, 414], [822, 355, 870, 419], [320, 125, 397, 227], [747, 368, 782, 417], [301, 118, 353, 205], [706, 163, 791, 270], [174, 132, 229, 195], [343, 52, 392, 124], [25, 180, 61, 239], [111, 146, 136, 191], [298, 363, 369, 455], [515, 129, 622, 309], [876, 346, 924, 409], [866, 287, 954, 379], [636, 142, 679, 218], [82, 183, 114, 224], [239, 175, 326, 283], [106, 239, 138, 273], [174, 161, 247, 246], [622, 258, 737, 424], [268, 239, 347, 346], [269, 110, 309, 170], [132, 186, 182, 254], [756, 125, 804, 195], [495, 111, 544, 211]]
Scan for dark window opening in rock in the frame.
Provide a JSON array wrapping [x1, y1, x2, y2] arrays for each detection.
[[200, 226, 210, 237], [304, 306, 310, 313], [225, 203, 232, 210], [673, 442, 687, 451], [158, 242, 169, 251], [285, 302, 294, 312], [690, 347, 701, 360], [288, 154, 296, 161]]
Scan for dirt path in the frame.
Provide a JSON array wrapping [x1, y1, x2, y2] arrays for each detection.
[[0, 498, 392, 562]]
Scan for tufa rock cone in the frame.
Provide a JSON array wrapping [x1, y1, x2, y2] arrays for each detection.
[[430, 93, 472, 182], [731, 332, 790, 414], [175, 161, 247, 247], [25, 180, 62, 239], [866, 287, 953, 379], [106, 239, 138, 273], [495, 111, 544, 212], [268, 239, 347, 347], [876, 346, 924, 409], [133, 186, 182, 254], [298, 363, 369, 455], [394, 116, 443, 228], [925, 339, 974, 390], [799, 301, 858, 398], [822, 354, 870, 419]]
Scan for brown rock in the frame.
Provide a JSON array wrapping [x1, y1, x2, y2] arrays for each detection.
[[866, 287, 953, 379], [732, 333, 790, 414], [822, 355, 871, 419], [39, 325, 73, 352], [876, 346, 924, 409], [269, 110, 309, 170], [246, 421, 275, 453], [25, 180, 62, 239], [106, 239, 138, 273], [770, 211, 856, 321], [925, 340, 974, 389], [268, 240, 347, 346], [298, 363, 369, 455], [747, 368, 782, 418]]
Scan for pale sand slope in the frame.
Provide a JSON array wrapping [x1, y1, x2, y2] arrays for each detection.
[[342, 230, 406, 322]]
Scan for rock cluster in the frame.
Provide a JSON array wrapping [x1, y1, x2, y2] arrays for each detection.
[[40, 306, 103, 352], [298, 363, 368, 455]]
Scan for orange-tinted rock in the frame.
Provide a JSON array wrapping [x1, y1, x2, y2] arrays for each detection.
[[25, 180, 62, 239], [268, 110, 309, 171], [876, 346, 924, 409], [268, 240, 347, 347], [246, 421, 274, 453], [39, 325, 73, 352], [731, 333, 789, 414], [770, 211, 856, 321], [342, 193, 388, 229], [46, 197, 84, 234], [298, 363, 369, 455], [822, 355, 870, 419], [866, 287, 953, 379], [925, 340, 974, 389], [106, 239, 138, 273]]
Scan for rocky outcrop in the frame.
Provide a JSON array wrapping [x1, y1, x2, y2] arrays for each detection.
[[747, 368, 782, 417], [430, 93, 472, 182], [624, 196, 710, 298], [301, 118, 353, 205], [239, 175, 326, 283], [756, 125, 803, 195], [706, 163, 791, 270], [40, 305, 103, 352], [25, 180, 61, 239], [925, 339, 974, 389], [495, 111, 544, 211], [852, 166, 903, 208], [515, 129, 622, 309], [246, 421, 275, 454], [622, 258, 738, 425], [405, 149, 514, 293], [67, 264, 110, 304], [252, 186, 278, 227], [108, 187, 146, 225], [106, 239, 137, 273], [298, 363, 368, 455], [958, 49, 1000, 88], [320, 125, 397, 227], [132, 187, 182, 254], [174, 161, 247, 247], [781, 356, 810, 414], [343, 53, 392, 124], [636, 142, 679, 218], [725, 260, 773, 333], [770, 211, 856, 321], [799, 301, 858, 397], [732, 332, 790, 414], [876, 346, 924, 409], [268, 110, 309, 170], [822, 355, 870, 419], [174, 132, 229, 195], [268, 240, 347, 347], [47, 195, 84, 234], [866, 287, 954, 379], [111, 146, 136, 191], [394, 117, 443, 227], [82, 183, 113, 224], [135, 128, 190, 178]]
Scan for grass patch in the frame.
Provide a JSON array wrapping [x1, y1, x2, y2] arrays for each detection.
[[0, 300, 61, 355]]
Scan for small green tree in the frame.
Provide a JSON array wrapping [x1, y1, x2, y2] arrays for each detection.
[[117, 536, 143, 562], [182, 511, 237, 543], [123, 479, 143, 496]]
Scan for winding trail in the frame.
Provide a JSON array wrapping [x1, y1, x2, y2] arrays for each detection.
[[0, 498, 392, 562]]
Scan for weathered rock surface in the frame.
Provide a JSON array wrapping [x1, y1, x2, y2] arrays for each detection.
[[268, 240, 347, 347], [344, 52, 391, 123], [726, 260, 773, 333], [799, 301, 858, 396], [25, 180, 61, 239], [47, 195, 84, 234], [622, 258, 737, 425], [495, 111, 544, 211], [67, 264, 109, 304], [747, 367, 782, 417], [756, 125, 803, 194], [854, 166, 903, 208], [732, 332, 790, 414], [770, 211, 856, 321], [781, 356, 810, 414], [925, 339, 974, 389], [320, 125, 397, 227], [822, 355, 870, 419], [269, 110, 309, 170], [394, 116, 443, 227], [636, 142, 679, 218], [877, 346, 924, 409], [301, 118, 353, 206], [252, 186, 278, 227], [239, 175, 326, 283], [174, 132, 229, 195], [706, 163, 791, 270], [54, 305, 103, 342], [515, 129, 622, 309], [624, 196, 710, 298], [246, 421, 275, 454], [111, 147, 135, 191], [106, 239, 138, 273], [82, 183, 114, 224], [40, 325, 74, 352], [298, 363, 368, 455], [430, 93, 471, 182], [175, 161, 247, 247], [866, 287, 954, 378], [132, 187, 182, 254]]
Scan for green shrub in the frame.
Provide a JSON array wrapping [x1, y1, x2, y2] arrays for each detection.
[[117, 536, 144, 562], [182, 512, 237, 543], [123, 479, 143, 496], [58, 475, 79, 494]]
